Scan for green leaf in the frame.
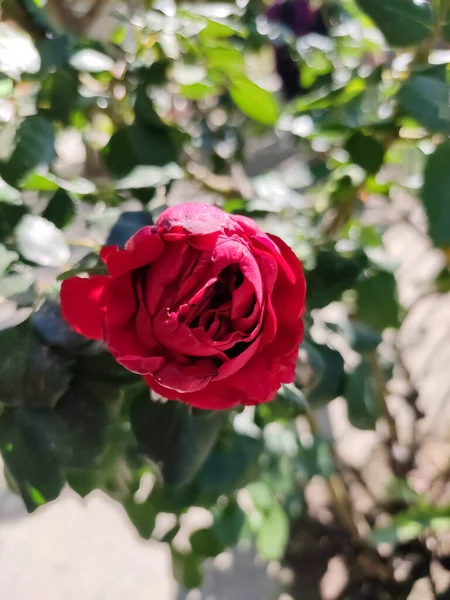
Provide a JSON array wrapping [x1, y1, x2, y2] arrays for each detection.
[[422, 140, 450, 248], [345, 132, 385, 174], [15, 215, 70, 267], [130, 393, 226, 487], [299, 437, 336, 480], [199, 19, 243, 40], [0, 243, 18, 275], [442, 6, 450, 42], [355, 0, 433, 47], [171, 549, 203, 590], [354, 270, 400, 331], [190, 527, 225, 558], [190, 502, 247, 555], [206, 47, 244, 73], [0, 271, 35, 304], [212, 499, 246, 546], [0, 115, 55, 187], [114, 164, 182, 190], [257, 384, 308, 424], [195, 432, 263, 500], [0, 377, 112, 510], [370, 505, 450, 547], [180, 82, 220, 100], [398, 75, 450, 134], [256, 502, 289, 561], [247, 481, 273, 512], [344, 360, 380, 431], [47, 69, 80, 125], [106, 211, 153, 247], [304, 342, 346, 407], [22, 172, 96, 194], [0, 319, 72, 408], [306, 248, 368, 310], [0, 203, 27, 241], [0, 409, 66, 511], [124, 497, 156, 540], [32, 299, 87, 351], [103, 124, 179, 178], [134, 84, 166, 129], [42, 188, 75, 229], [69, 49, 114, 73], [229, 76, 279, 126], [36, 35, 71, 74]]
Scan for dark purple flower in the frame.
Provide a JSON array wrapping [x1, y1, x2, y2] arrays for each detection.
[[266, 0, 329, 99], [266, 0, 316, 37]]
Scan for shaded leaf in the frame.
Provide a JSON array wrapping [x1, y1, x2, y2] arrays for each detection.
[[124, 497, 156, 540], [190, 527, 225, 558], [422, 140, 450, 248], [344, 360, 380, 431], [43, 188, 75, 229], [345, 132, 385, 174], [303, 342, 346, 407], [0, 319, 72, 408], [103, 124, 179, 178], [130, 393, 225, 487], [355, 0, 433, 47], [398, 75, 450, 134], [0, 115, 55, 187], [0, 409, 66, 511], [0, 271, 35, 304], [354, 270, 400, 331], [195, 432, 263, 499], [32, 299, 87, 351], [306, 248, 368, 310], [106, 211, 153, 247], [0, 243, 18, 275], [171, 549, 203, 590], [15, 215, 70, 267]]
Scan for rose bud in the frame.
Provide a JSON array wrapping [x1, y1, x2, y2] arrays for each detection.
[[61, 203, 306, 410]]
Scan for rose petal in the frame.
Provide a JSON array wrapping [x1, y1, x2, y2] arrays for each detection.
[[144, 376, 240, 410], [60, 275, 109, 340], [156, 203, 242, 236]]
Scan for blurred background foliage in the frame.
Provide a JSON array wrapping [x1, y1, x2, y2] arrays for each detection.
[[1, 0, 450, 596]]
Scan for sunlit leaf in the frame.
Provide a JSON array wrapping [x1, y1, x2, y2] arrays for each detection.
[[229, 76, 279, 125]]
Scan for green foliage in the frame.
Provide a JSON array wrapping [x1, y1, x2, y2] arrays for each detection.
[[345, 132, 385, 174], [355, 0, 434, 47], [0, 0, 449, 592], [422, 140, 450, 248]]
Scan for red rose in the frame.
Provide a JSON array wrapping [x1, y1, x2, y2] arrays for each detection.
[[61, 203, 306, 409]]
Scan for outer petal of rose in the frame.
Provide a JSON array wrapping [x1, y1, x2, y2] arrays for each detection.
[[60, 275, 109, 340], [101, 231, 165, 278], [156, 203, 242, 236], [228, 354, 284, 405], [230, 213, 264, 237], [100, 246, 135, 278], [153, 359, 218, 394], [145, 241, 192, 314], [267, 233, 306, 319], [144, 376, 240, 410]]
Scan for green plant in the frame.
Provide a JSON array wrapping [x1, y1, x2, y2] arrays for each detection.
[[1, 0, 450, 594]]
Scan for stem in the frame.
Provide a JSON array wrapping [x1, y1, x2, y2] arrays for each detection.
[[369, 353, 399, 445], [305, 406, 361, 540]]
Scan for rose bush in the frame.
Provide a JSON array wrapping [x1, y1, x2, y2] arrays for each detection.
[[61, 203, 306, 409]]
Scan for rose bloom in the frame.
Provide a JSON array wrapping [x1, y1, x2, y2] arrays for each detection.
[[61, 203, 306, 410]]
